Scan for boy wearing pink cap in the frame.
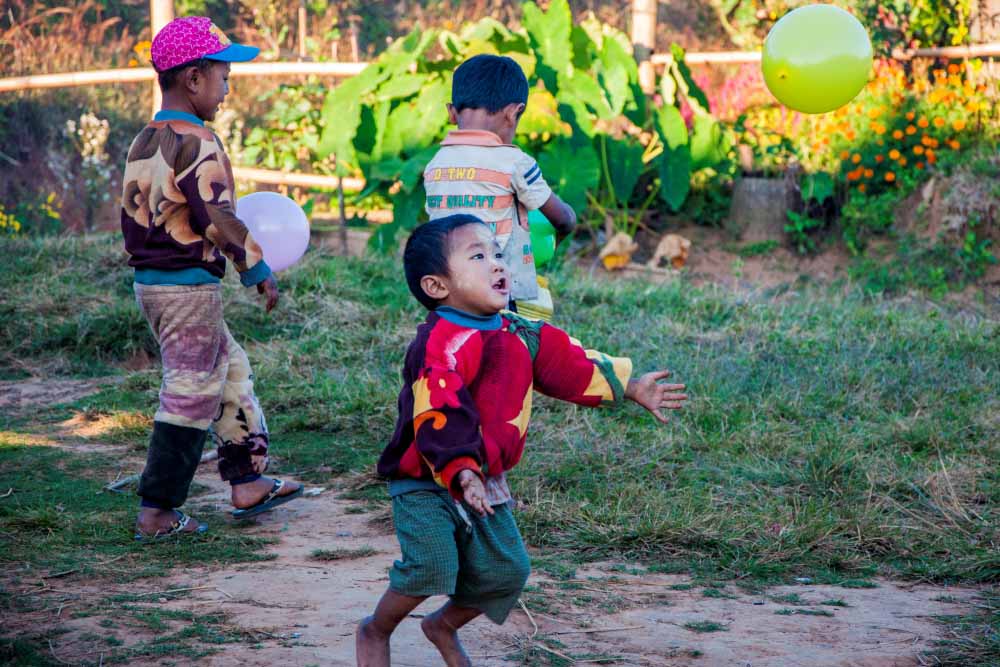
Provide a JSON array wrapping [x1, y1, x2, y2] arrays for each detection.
[[123, 17, 301, 540]]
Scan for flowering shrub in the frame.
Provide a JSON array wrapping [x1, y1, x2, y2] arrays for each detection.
[[64, 112, 113, 230], [823, 59, 988, 200]]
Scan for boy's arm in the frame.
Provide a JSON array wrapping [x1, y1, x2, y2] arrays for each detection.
[[175, 137, 273, 290], [512, 153, 577, 239], [520, 318, 687, 419], [411, 362, 485, 500], [538, 193, 577, 241]]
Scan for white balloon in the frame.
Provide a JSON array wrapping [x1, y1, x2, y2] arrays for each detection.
[[236, 192, 310, 272]]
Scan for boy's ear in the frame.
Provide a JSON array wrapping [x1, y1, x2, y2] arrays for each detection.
[[446, 103, 459, 125], [420, 274, 450, 302], [503, 103, 525, 127], [183, 65, 202, 94]]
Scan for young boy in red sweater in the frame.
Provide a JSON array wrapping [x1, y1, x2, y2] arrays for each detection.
[[356, 214, 688, 667]]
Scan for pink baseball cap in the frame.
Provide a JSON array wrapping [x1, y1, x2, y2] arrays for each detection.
[[151, 16, 259, 72]]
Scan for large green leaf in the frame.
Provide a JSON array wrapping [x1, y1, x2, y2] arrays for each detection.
[[801, 172, 835, 203], [605, 138, 645, 204], [375, 73, 427, 102], [600, 39, 638, 116], [517, 88, 571, 138], [689, 114, 731, 170], [538, 137, 600, 214], [570, 25, 596, 70], [558, 70, 612, 120], [669, 43, 711, 115], [317, 61, 393, 170], [522, 0, 571, 92], [655, 105, 691, 211]]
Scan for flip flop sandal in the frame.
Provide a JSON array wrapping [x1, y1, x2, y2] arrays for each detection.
[[231, 479, 304, 520], [134, 510, 208, 542]]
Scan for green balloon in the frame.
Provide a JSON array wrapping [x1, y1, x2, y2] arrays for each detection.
[[527, 210, 556, 267], [762, 4, 872, 114]]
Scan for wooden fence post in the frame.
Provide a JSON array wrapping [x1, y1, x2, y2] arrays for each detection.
[[298, 0, 308, 59], [632, 0, 658, 94], [150, 0, 174, 116]]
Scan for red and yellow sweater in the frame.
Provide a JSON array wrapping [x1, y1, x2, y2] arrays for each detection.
[[377, 307, 633, 496]]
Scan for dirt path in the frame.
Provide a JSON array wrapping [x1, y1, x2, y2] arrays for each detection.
[[114, 468, 974, 667], [2, 378, 982, 666]]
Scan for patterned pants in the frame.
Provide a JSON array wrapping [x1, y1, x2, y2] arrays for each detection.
[[135, 282, 268, 481]]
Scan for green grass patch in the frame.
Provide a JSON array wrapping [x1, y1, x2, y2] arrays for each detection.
[[925, 587, 1000, 666], [309, 546, 377, 561], [775, 608, 835, 617], [0, 235, 997, 667], [684, 620, 729, 633]]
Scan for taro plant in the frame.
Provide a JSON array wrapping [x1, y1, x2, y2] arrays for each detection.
[[316, 0, 731, 251]]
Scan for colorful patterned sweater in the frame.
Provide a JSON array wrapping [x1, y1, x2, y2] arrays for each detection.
[[378, 307, 633, 497], [120, 110, 270, 286]]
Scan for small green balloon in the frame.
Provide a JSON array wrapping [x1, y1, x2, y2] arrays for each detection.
[[762, 4, 873, 114], [527, 210, 556, 267]]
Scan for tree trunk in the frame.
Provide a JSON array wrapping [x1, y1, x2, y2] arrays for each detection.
[[631, 0, 657, 94]]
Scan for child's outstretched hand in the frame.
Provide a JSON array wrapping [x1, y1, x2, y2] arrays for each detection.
[[625, 370, 688, 424], [257, 274, 279, 312], [457, 469, 494, 517]]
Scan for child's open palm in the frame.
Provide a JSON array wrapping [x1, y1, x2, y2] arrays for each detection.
[[625, 370, 688, 424]]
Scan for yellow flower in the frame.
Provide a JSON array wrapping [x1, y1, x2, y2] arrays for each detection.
[[967, 101, 979, 113], [952, 119, 966, 131], [889, 149, 901, 160]]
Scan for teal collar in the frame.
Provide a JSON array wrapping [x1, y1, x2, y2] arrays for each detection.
[[436, 306, 502, 331], [154, 109, 205, 126]]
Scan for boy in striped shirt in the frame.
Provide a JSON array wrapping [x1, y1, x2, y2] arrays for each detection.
[[423, 54, 577, 306]]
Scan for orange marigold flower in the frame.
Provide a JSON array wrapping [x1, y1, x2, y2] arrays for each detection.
[[885, 172, 896, 182], [927, 152, 937, 164], [852, 154, 862, 164], [933, 117, 946, 128], [947, 63, 960, 74], [906, 125, 916, 135], [874, 124, 886, 135], [915, 162, 924, 170], [905, 111, 915, 121], [952, 119, 966, 131], [917, 118, 929, 128], [899, 157, 907, 167], [892, 129, 904, 140], [845, 130, 856, 141], [858, 184, 867, 193], [913, 145, 925, 155], [967, 101, 980, 113], [847, 170, 859, 181], [889, 149, 901, 160], [868, 108, 881, 119], [875, 155, 885, 163], [864, 169, 874, 178], [840, 150, 850, 160], [949, 140, 961, 150], [933, 69, 946, 79]]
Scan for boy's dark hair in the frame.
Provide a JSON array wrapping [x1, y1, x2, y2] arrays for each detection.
[[451, 54, 528, 114], [404, 214, 487, 310], [157, 57, 216, 92]]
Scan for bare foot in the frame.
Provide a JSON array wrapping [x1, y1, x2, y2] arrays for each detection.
[[231, 476, 302, 509], [356, 616, 391, 667], [135, 508, 203, 537], [421, 611, 472, 667]]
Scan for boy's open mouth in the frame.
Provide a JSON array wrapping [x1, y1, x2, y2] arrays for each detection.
[[492, 276, 508, 294]]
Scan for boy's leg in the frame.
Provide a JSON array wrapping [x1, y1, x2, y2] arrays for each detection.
[[211, 322, 302, 508], [357, 490, 462, 666], [356, 589, 426, 667], [134, 283, 228, 535], [420, 601, 481, 667]]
